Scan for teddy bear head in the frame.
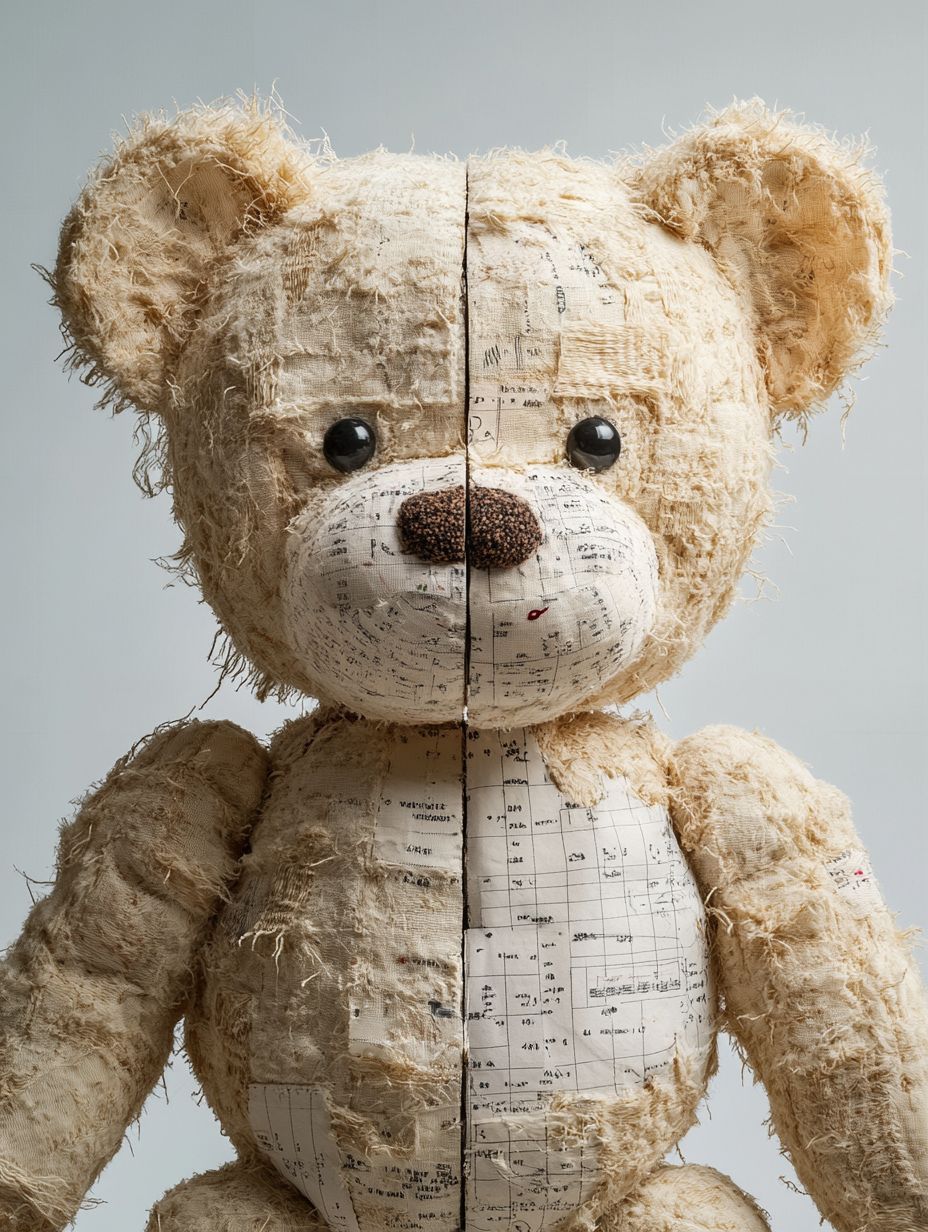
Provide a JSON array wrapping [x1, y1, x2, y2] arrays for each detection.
[[50, 100, 891, 727]]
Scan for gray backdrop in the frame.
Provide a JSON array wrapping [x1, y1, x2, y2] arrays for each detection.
[[1, 2, 925, 1229]]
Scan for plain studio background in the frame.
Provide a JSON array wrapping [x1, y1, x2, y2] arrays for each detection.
[[0, 2, 925, 1228]]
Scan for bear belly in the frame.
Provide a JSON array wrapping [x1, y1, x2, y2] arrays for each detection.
[[462, 728, 714, 1230], [188, 717, 466, 1232], [187, 716, 714, 1232]]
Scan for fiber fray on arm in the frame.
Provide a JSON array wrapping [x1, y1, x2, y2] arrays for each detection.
[[0, 719, 269, 1231], [669, 725, 928, 1232]]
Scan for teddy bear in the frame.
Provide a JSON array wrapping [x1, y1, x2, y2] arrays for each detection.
[[0, 95, 925, 1232]]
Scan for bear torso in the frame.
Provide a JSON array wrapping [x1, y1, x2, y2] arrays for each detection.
[[187, 711, 715, 1232]]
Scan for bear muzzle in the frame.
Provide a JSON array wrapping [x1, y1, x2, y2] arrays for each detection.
[[397, 485, 543, 570], [281, 458, 659, 725]]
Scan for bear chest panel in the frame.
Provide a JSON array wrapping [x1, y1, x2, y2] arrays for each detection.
[[464, 727, 712, 1106], [228, 722, 712, 1232]]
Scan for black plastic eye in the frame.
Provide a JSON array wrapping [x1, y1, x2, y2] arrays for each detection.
[[323, 417, 377, 474], [566, 416, 622, 471]]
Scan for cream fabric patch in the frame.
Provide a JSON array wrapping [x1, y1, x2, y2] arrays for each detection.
[[373, 725, 463, 872], [250, 1085, 461, 1232], [467, 221, 628, 467], [465, 728, 712, 1101], [348, 726, 465, 1065], [274, 158, 465, 416], [466, 1112, 601, 1232], [825, 847, 883, 919], [554, 321, 668, 399], [249, 1085, 360, 1232]]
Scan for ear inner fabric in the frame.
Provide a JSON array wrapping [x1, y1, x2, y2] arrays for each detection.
[[628, 101, 893, 418], [51, 103, 314, 416]]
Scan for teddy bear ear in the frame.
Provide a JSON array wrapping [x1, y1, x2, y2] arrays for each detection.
[[630, 100, 893, 419], [50, 100, 312, 415]]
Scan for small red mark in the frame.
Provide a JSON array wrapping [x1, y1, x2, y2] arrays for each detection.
[[527, 607, 549, 621], [854, 869, 865, 877]]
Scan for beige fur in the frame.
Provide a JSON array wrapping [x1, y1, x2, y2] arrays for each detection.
[[146, 1160, 323, 1231], [601, 1164, 771, 1231], [670, 728, 928, 1231], [629, 101, 893, 418], [0, 96, 922, 1232], [0, 720, 267, 1229]]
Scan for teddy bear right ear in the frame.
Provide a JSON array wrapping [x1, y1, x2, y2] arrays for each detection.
[[51, 100, 312, 415], [629, 100, 894, 421]]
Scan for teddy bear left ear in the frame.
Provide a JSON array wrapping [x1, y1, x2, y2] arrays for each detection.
[[630, 100, 893, 419], [50, 99, 312, 416]]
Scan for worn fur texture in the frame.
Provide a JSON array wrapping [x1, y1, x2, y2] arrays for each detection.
[[670, 728, 928, 1231], [146, 1160, 323, 1231], [1, 95, 923, 1232], [629, 101, 893, 417], [601, 1164, 772, 1231], [0, 721, 267, 1229]]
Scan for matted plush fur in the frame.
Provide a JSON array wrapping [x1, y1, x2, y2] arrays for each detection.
[[601, 1164, 772, 1231], [671, 728, 928, 1232], [0, 721, 268, 1230], [147, 1160, 323, 1232], [0, 96, 923, 1232]]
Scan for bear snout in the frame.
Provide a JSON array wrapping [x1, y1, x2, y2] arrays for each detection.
[[398, 485, 543, 569]]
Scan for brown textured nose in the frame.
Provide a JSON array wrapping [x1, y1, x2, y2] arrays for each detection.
[[398, 485, 466, 564], [469, 486, 543, 569], [398, 485, 542, 569]]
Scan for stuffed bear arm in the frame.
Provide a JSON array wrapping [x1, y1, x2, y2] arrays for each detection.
[[668, 725, 928, 1232], [0, 719, 269, 1232]]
